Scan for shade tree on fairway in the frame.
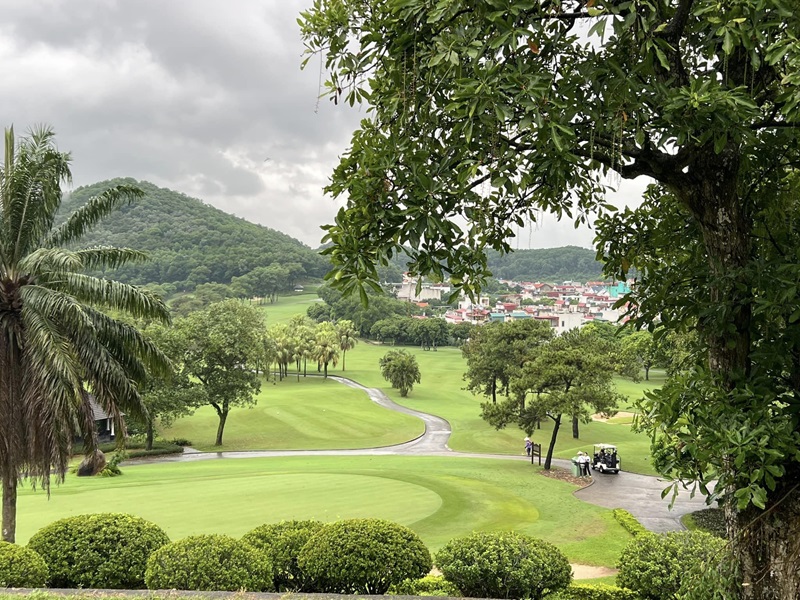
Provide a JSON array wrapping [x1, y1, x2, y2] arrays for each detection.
[[0, 126, 170, 543], [173, 299, 263, 446], [300, 0, 800, 595], [462, 319, 553, 404], [136, 323, 206, 450], [380, 349, 421, 397], [482, 328, 622, 469]]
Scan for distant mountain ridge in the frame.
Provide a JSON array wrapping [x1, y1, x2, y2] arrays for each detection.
[[486, 246, 604, 282], [60, 178, 329, 286]]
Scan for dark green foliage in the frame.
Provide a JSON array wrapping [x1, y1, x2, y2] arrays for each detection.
[[612, 509, 649, 538], [145, 534, 272, 592], [28, 513, 170, 589], [616, 531, 726, 600], [549, 583, 641, 600], [435, 531, 572, 600], [389, 575, 462, 597], [59, 178, 328, 287], [0, 542, 48, 588], [487, 247, 604, 282], [685, 508, 726, 539], [379, 349, 422, 397], [241, 520, 324, 591], [297, 518, 432, 594]]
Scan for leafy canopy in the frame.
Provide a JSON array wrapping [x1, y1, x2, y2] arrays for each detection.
[[300, 0, 800, 297]]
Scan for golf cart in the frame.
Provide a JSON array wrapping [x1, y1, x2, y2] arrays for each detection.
[[592, 443, 621, 474]]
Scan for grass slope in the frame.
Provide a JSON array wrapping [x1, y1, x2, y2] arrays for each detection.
[[15, 455, 631, 565], [165, 375, 423, 451]]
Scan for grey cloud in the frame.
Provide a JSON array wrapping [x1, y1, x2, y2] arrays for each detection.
[[0, 0, 640, 249]]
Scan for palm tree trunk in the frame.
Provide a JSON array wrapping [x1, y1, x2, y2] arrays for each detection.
[[1, 469, 17, 543]]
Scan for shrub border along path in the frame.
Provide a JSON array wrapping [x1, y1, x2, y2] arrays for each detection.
[[136, 376, 707, 533]]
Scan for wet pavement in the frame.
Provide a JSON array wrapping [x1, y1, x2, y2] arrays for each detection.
[[131, 376, 708, 533]]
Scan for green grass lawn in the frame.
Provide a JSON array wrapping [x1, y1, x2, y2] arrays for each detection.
[[162, 340, 659, 474], [256, 292, 324, 325], [15, 455, 632, 566], [164, 375, 423, 451], [330, 343, 658, 474]]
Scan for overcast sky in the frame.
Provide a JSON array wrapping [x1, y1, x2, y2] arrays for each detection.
[[1, 0, 647, 249]]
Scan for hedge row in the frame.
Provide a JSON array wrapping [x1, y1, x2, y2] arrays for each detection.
[[612, 508, 649, 538], [549, 582, 641, 600]]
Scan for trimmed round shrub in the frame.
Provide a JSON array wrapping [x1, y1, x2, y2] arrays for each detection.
[[389, 575, 462, 597], [616, 530, 726, 600], [435, 531, 572, 600], [297, 518, 432, 594], [145, 534, 272, 591], [0, 542, 48, 588], [27, 513, 169, 589], [242, 519, 324, 591]]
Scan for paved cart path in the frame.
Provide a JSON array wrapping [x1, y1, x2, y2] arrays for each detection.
[[132, 375, 707, 533]]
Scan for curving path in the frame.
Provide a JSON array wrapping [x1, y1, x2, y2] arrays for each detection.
[[133, 376, 707, 533]]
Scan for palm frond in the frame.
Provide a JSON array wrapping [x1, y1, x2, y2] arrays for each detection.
[[74, 247, 150, 270], [17, 247, 83, 275], [41, 272, 170, 324], [5, 127, 71, 260], [46, 185, 143, 248]]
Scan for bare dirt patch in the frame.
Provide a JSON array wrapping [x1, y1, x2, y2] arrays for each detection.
[[538, 466, 593, 488], [592, 410, 636, 422], [571, 564, 619, 579]]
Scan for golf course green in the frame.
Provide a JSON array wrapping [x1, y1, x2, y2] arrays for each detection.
[[15, 455, 630, 566]]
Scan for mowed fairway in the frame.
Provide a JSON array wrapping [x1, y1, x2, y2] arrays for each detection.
[[165, 375, 423, 451], [15, 455, 631, 566], [328, 343, 658, 475]]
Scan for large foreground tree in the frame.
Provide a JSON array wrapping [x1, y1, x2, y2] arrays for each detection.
[[0, 126, 170, 542], [300, 1, 800, 597]]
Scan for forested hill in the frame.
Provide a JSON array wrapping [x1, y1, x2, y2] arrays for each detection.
[[487, 246, 604, 282], [60, 178, 329, 286]]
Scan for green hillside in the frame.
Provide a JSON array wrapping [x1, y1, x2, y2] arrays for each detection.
[[487, 246, 605, 282], [60, 178, 329, 286]]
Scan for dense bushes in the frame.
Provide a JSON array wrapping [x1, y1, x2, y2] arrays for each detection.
[[612, 509, 649, 538], [389, 575, 462, 597], [550, 582, 641, 600], [684, 508, 726, 538], [298, 518, 431, 594], [616, 530, 726, 600], [27, 513, 169, 589], [145, 534, 272, 591], [435, 531, 572, 600], [0, 542, 48, 588], [242, 519, 324, 591]]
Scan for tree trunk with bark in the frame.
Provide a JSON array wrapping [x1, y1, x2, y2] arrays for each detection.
[[543, 413, 562, 470], [572, 415, 579, 439], [674, 148, 800, 598], [146, 421, 155, 451], [1, 469, 16, 543]]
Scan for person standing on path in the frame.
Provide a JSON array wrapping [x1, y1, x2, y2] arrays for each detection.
[[524, 437, 533, 457]]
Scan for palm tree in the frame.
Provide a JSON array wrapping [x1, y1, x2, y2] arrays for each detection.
[[379, 349, 421, 397], [313, 323, 340, 378], [0, 126, 170, 542], [336, 319, 358, 371]]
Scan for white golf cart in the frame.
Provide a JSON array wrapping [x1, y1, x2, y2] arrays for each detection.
[[591, 443, 621, 474]]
